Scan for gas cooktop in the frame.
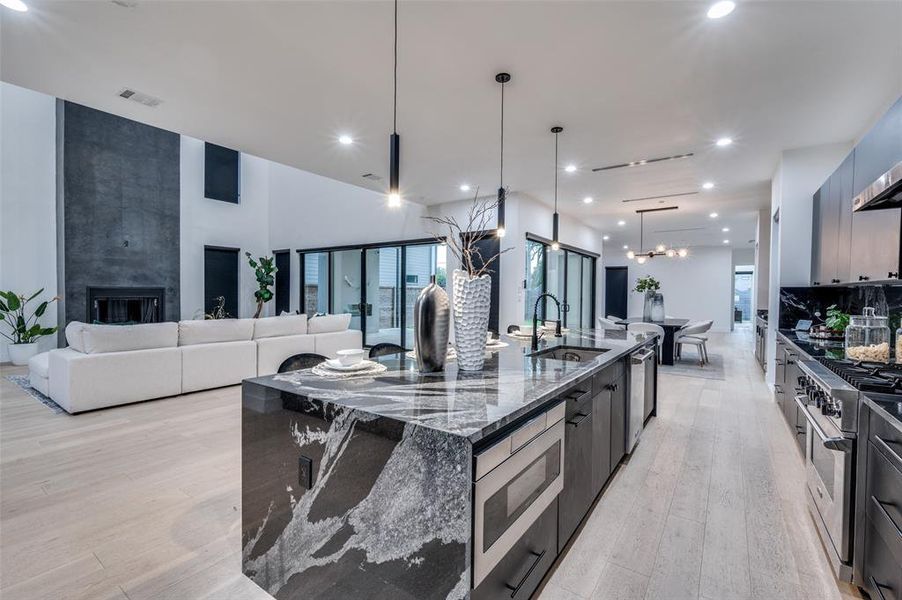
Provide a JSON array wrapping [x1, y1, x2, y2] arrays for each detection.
[[814, 357, 902, 395]]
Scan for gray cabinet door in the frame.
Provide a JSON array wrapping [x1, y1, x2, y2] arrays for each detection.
[[850, 208, 902, 281], [852, 97, 902, 198], [811, 185, 825, 285], [822, 177, 840, 283], [835, 152, 855, 283]]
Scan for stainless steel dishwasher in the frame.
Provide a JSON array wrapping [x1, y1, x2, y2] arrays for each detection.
[[627, 347, 655, 453]]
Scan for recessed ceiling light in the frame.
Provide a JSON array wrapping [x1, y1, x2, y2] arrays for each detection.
[[709, 212, 719, 218], [0, 0, 28, 11], [583, 196, 593, 204], [564, 164, 577, 173], [617, 220, 626, 226], [723, 239, 730, 244], [623, 245, 629, 250], [715, 137, 733, 147], [722, 226, 730, 232], [707, 1, 735, 19], [702, 181, 715, 190], [603, 235, 610, 241], [459, 184, 471, 192], [338, 135, 353, 145]]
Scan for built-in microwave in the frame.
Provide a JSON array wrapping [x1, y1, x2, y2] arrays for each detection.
[[472, 402, 565, 587]]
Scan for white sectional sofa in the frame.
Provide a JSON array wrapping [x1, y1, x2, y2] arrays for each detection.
[[28, 313, 360, 414]]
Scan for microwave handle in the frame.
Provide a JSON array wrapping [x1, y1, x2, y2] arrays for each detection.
[[794, 396, 852, 452], [504, 549, 546, 597]]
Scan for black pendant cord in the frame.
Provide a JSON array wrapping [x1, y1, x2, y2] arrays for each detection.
[[499, 81, 504, 188], [553, 132, 559, 214], [392, 0, 398, 134], [639, 212, 644, 253]]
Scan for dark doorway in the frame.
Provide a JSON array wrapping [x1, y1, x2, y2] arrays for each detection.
[[604, 266, 629, 319], [204, 246, 239, 317], [461, 232, 501, 334], [274, 250, 290, 315]]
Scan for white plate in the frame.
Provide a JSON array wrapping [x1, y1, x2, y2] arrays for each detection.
[[323, 358, 377, 372]]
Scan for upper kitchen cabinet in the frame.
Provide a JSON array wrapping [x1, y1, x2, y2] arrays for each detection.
[[852, 97, 902, 198], [811, 153, 853, 285]]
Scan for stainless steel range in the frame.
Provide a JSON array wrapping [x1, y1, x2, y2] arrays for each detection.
[[796, 359, 859, 581]]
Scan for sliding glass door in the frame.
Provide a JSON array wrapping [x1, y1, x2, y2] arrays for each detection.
[[299, 239, 445, 349], [523, 238, 596, 328]]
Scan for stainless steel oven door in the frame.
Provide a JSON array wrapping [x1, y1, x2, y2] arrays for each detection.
[[795, 396, 854, 580], [473, 419, 564, 587]]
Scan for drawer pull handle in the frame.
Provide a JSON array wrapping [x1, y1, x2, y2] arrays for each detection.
[[565, 389, 590, 401], [567, 413, 590, 427], [875, 435, 902, 467], [869, 576, 889, 600], [871, 495, 902, 538], [505, 549, 546, 598]]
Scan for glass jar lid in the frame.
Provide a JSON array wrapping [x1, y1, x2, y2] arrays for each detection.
[[849, 307, 888, 327]]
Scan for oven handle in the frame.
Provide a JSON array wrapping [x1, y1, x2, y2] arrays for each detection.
[[794, 396, 853, 452], [869, 577, 889, 600], [504, 549, 546, 597]]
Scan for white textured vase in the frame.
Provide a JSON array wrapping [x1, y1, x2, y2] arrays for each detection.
[[452, 270, 492, 371], [8, 342, 38, 366]]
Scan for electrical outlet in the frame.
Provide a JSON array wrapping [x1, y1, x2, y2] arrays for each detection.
[[298, 456, 314, 490]]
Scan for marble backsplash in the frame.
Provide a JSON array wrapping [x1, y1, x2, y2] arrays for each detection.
[[779, 284, 902, 331]]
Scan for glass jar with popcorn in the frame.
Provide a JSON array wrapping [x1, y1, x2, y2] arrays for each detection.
[[845, 307, 890, 363], [896, 325, 902, 365]]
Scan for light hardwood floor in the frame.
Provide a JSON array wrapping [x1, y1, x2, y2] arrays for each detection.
[[0, 328, 862, 600]]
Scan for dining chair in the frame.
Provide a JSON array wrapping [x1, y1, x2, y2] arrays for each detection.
[[507, 324, 521, 334], [675, 320, 713, 365], [368, 343, 406, 359], [597, 316, 626, 331], [606, 315, 622, 322], [627, 323, 665, 362], [278, 353, 328, 373]]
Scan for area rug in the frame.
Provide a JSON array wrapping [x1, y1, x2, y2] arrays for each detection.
[[5, 375, 66, 414], [659, 354, 726, 380]]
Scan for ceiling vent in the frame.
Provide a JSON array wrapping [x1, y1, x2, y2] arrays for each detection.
[[653, 226, 706, 233], [117, 88, 162, 107], [592, 152, 694, 173], [361, 173, 383, 182], [621, 191, 698, 204], [111, 0, 138, 7]]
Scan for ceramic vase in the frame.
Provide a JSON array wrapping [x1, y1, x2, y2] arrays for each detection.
[[642, 291, 655, 321], [452, 270, 491, 371], [8, 342, 38, 366], [650, 293, 665, 322], [413, 275, 450, 373]]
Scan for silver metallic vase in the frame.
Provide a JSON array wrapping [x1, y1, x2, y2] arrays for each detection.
[[413, 275, 450, 373]]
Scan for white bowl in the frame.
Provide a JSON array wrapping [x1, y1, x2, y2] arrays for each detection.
[[519, 326, 534, 337], [336, 349, 365, 366]]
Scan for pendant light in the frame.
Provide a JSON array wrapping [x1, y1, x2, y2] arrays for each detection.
[[387, 0, 401, 207], [550, 126, 563, 251], [495, 72, 511, 238], [626, 207, 689, 261]]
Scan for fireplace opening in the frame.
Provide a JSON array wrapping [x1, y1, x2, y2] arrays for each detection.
[[87, 287, 164, 324]]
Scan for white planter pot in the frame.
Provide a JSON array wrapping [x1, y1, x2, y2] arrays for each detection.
[[452, 270, 492, 371], [8, 342, 39, 366]]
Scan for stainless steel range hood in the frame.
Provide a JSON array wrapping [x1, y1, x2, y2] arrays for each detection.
[[853, 161, 902, 211]]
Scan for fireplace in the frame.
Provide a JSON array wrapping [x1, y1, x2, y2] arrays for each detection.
[[87, 287, 165, 324]]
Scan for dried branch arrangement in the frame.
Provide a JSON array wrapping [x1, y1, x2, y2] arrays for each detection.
[[422, 188, 513, 279]]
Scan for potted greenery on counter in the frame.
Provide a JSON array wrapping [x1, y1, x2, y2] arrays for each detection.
[[1, 289, 59, 365]]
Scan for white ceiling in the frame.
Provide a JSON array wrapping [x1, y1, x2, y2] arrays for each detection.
[[2, 1, 901, 252]]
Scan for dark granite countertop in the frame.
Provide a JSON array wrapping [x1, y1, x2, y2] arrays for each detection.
[[777, 329, 847, 361], [245, 328, 653, 443], [863, 394, 902, 432]]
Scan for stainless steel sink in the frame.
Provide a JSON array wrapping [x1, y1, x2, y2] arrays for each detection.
[[530, 346, 610, 362]]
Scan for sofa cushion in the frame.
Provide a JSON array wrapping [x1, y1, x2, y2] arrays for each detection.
[[178, 318, 254, 346], [65, 321, 86, 353], [307, 313, 351, 335], [252, 314, 307, 339], [181, 340, 257, 393], [313, 329, 363, 358], [28, 351, 49, 378], [256, 334, 317, 376], [82, 322, 179, 354]]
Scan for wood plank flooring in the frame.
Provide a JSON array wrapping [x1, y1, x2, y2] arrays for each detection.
[[0, 327, 862, 599]]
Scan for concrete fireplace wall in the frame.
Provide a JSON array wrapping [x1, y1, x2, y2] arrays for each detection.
[[59, 101, 181, 330]]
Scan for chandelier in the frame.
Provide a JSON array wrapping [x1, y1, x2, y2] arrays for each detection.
[[626, 207, 688, 263]]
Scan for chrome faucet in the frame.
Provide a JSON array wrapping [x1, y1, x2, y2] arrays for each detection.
[[532, 293, 563, 351]]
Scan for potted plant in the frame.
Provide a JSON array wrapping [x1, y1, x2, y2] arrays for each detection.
[[246, 253, 276, 318], [424, 192, 511, 371], [1, 289, 59, 365], [634, 276, 662, 321]]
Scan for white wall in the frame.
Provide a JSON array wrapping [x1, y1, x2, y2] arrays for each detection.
[[754, 208, 771, 314], [606, 247, 735, 332], [765, 142, 852, 382], [267, 162, 430, 313], [0, 82, 58, 361], [180, 136, 272, 319]]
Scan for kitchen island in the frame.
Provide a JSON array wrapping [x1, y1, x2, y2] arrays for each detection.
[[241, 329, 657, 600]]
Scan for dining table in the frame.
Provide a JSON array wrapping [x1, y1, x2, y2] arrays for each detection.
[[614, 317, 690, 365]]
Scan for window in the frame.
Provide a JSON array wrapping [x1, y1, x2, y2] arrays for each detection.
[[204, 246, 239, 317], [274, 250, 290, 315], [734, 267, 754, 323], [204, 143, 240, 203], [298, 240, 446, 348], [523, 236, 596, 328]]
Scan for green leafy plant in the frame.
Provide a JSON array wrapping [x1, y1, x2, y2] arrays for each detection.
[[825, 304, 850, 332], [633, 276, 661, 294], [0, 289, 59, 344], [246, 252, 277, 319]]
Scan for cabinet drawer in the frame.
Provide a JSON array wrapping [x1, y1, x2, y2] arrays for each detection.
[[861, 514, 902, 600], [866, 440, 902, 565], [870, 409, 902, 473], [594, 360, 625, 392]]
